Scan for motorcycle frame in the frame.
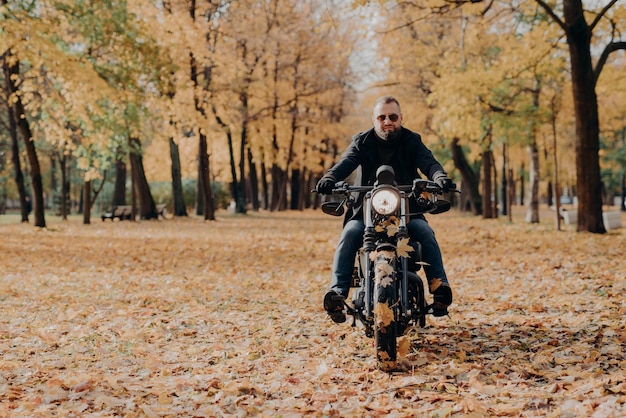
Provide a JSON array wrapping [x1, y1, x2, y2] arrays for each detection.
[[359, 188, 412, 325], [356, 188, 409, 326]]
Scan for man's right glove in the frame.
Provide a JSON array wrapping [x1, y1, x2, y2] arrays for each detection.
[[316, 176, 336, 195], [433, 172, 454, 193]]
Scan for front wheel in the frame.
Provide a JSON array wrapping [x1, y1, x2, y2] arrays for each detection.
[[372, 252, 398, 371]]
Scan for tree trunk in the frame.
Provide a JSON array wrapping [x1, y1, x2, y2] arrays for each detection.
[[217, 110, 240, 213], [269, 52, 281, 212], [129, 136, 157, 220], [169, 138, 188, 217], [492, 151, 498, 217], [50, 155, 58, 215], [226, 129, 238, 208], [60, 153, 70, 220], [188, 0, 216, 219], [113, 157, 127, 207], [236, 95, 248, 214], [618, 125, 625, 211], [275, 107, 299, 211], [198, 133, 215, 220], [260, 155, 269, 210], [507, 169, 514, 223], [450, 138, 481, 215], [83, 180, 91, 225], [290, 168, 300, 210], [248, 147, 260, 211], [563, 0, 605, 233], [5, 77, 29, 223], [501, 143, 508, 216], [519, 163, 526, 206], [482, 150, 494, 219], [196, 159, 204, 216], [526, 80, 542, 223], [525, 141, 540, 223], [305, 169, 315, 209], [271, 164, 286, 211], [547, 181, 553, 207], [6, 57, 45, 227]]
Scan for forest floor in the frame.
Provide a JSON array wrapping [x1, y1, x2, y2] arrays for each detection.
[[0, 206, 625, 417]]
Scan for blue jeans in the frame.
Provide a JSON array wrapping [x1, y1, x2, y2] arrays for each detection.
[[329, 218, 448, 297]]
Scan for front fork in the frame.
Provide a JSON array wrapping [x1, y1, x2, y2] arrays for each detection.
[[359, 233, 410, 322], [362, 226, 376, 319], [398, 195, 410, 321], [398, 227, 409, 322], [353, 194, 411, 323]]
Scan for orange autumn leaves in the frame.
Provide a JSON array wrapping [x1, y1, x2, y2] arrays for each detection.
[[0, 208, 624, 416]]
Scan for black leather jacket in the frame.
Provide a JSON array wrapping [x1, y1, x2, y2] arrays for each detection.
[[323, 127, 446, 222]]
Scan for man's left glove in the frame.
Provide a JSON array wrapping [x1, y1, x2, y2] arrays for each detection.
[[316, 176, 336, 195], [433, 172, 454, 193]]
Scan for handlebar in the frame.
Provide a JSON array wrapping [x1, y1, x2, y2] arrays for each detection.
[[312, 179, 459, 195]]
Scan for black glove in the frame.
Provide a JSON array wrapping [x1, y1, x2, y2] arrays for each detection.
[[433, 172, 454, 192], [316, 176, 336, 195]]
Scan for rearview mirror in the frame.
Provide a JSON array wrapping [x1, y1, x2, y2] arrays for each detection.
[[321, 201, 345, 216]]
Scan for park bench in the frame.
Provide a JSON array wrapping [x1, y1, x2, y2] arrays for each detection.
[[559, 207, 622, 230], [156, 204, 168, 219], [101, 204, 169, 221], [559, 207, 577, 225], [101, 205, 132, 221], [602, 211, 622, 230]]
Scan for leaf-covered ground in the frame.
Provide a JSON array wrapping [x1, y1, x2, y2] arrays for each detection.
[[1, 208, 625, 417]]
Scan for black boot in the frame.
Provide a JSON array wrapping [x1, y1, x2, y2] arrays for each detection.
[[429, 279, 452, 317], [323, 290, 346, 323]]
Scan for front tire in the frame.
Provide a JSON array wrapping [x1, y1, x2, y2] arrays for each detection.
[[407, 272, 427, 328], [372, 252, 397, 371]]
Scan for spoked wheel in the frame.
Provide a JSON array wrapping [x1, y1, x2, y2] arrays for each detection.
[[372, 252, 398, 371]]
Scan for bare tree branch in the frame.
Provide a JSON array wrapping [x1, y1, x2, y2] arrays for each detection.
[[378, 0, 486, 34], [594, 41, 626, 86], [589, 0, 618, 32], [478, 96, 515, 115], [534, 0, 565, 31]]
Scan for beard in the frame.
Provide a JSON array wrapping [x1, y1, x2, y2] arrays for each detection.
[[375, 126, 401, 142]]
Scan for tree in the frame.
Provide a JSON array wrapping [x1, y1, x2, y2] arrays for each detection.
[[535, 0, 626, 232], [188, 0, 217, 221], [3, 54, 46, 227], [450, 138, 482, 214], [169, 137, 188, 217], [207, 0, 358, 213], [2, 54, 30, 222], [367, 0, 624, 232], [1, 0, 50, 226]]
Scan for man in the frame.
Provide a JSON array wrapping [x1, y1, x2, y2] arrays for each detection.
[[316, 96, 454, 323]]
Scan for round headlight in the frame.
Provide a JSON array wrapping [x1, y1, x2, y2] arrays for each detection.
[[371, 188, 400, 215]]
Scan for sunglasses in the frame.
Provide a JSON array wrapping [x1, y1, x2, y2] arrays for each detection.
[[376, 114, 399, 122]]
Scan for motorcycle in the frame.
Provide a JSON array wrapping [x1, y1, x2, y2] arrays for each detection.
[[317, 165, 456, 371]]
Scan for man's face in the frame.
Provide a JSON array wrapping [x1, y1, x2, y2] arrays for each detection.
[[372, 101, 402, 141]]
